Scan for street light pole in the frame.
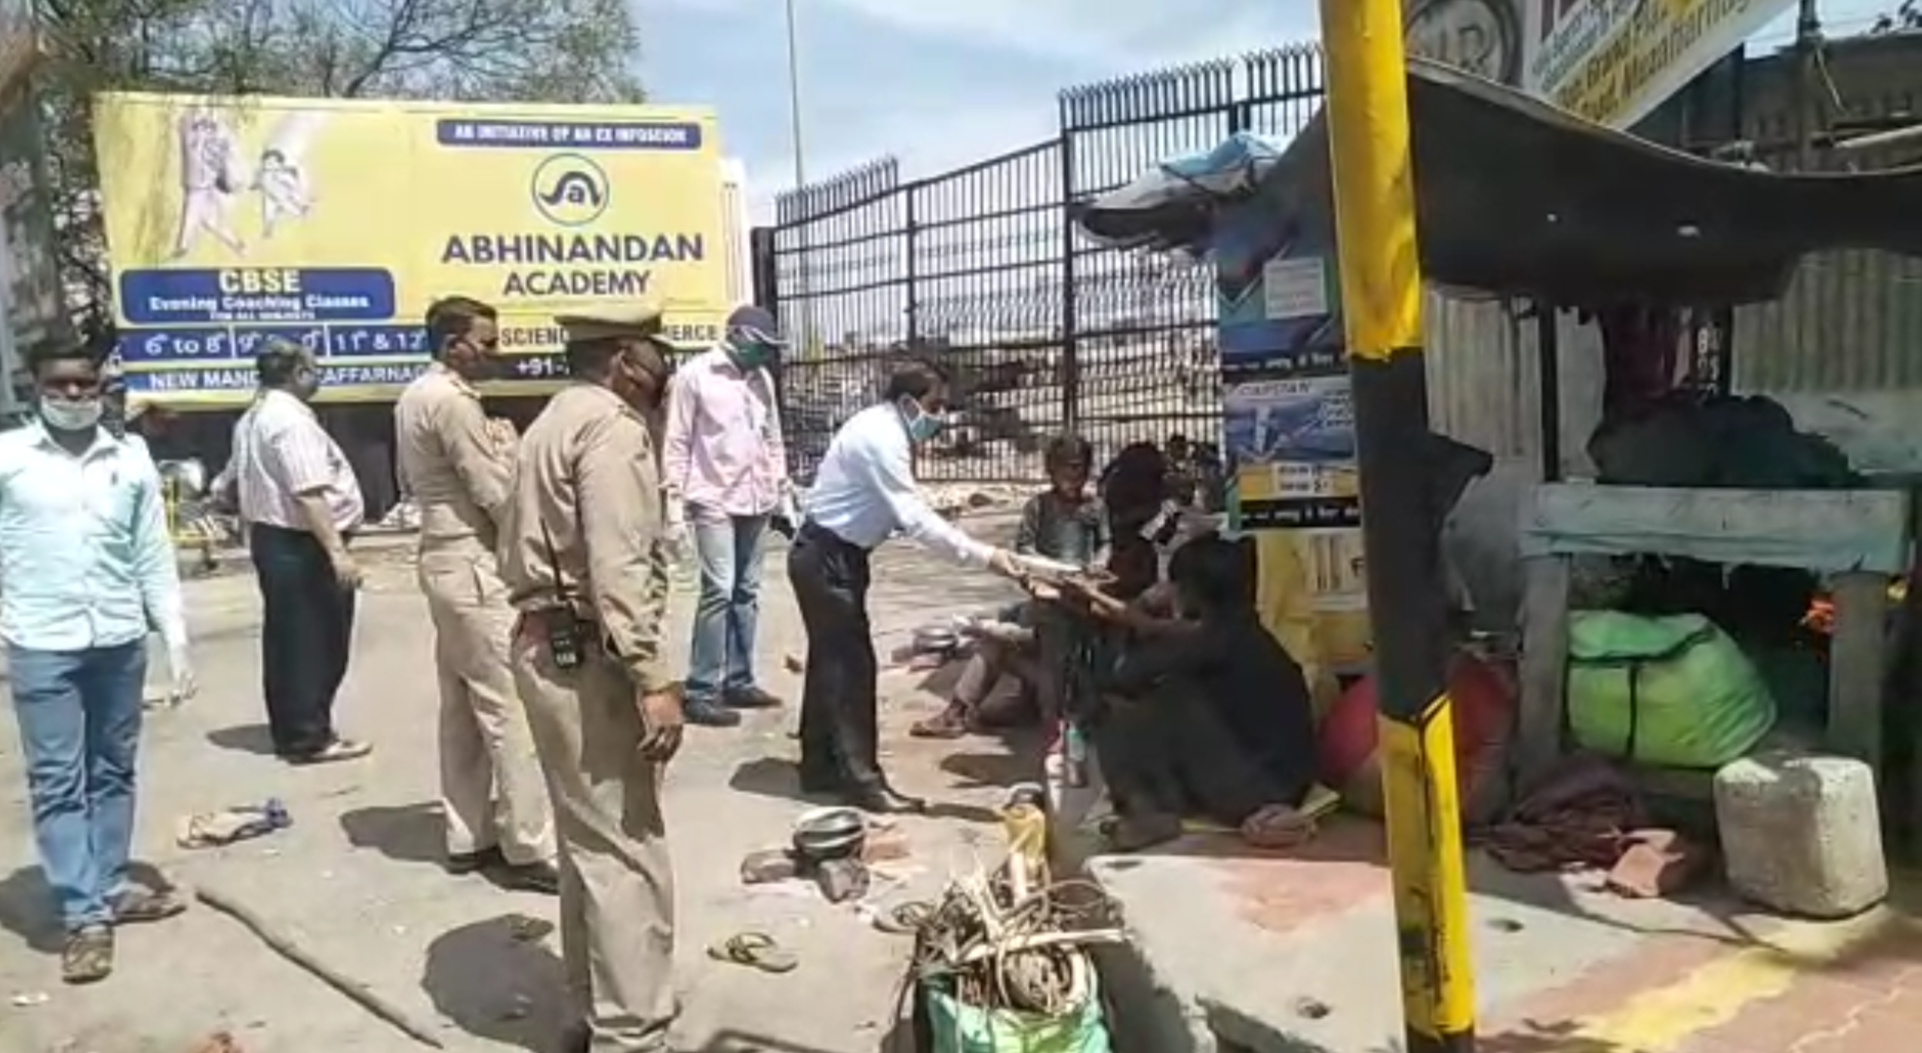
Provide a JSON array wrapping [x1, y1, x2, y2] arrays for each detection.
[[783, 0, 807, 191], [783, 0, 816, 356], [1319, 2, 1477, 1051]]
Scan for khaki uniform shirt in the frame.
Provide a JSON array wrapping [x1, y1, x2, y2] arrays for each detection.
[[500, 382, 671, 692], [395, 364, 513, 549]]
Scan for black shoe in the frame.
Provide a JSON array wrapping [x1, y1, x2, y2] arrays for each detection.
[[493, 860, 561, 895], [683, 700, 743, 727], [846, 784, 927, 815], [724, 686, 783, 709], [557, 1022, 589, 1053], [447, 846, 505, 876]]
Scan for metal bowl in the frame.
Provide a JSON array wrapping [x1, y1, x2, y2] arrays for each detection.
[[792, 806, 867, 863], [912, 624, 960, 654]]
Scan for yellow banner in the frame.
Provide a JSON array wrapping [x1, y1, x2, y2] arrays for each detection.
[[1533, 0, 1792, 128], [93, 92, 729, 405]]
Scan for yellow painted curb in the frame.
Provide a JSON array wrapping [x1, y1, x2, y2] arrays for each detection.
[[1572, 908, 1907, 1052]]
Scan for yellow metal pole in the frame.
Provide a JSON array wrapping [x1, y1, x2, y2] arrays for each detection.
[[1317, 3, 1478, 1051]]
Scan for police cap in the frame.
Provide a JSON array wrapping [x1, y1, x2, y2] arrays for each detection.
[[553, 304, 670, 345]]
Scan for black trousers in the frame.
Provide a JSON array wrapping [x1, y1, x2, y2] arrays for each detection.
[[786, 522, 884, 789], [249, 523, 356, 756]]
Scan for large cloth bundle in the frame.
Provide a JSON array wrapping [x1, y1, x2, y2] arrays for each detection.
[[1566, 611, 1777, 768]]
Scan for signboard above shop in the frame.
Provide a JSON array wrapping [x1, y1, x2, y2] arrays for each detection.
[[93, 93, 731, 406], [1405, 0, 1795, 129]]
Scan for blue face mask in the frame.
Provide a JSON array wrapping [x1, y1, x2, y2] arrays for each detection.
[[900, 398, 944, 443]]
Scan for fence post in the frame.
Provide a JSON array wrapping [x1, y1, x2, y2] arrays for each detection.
[[1056, 111, 1080, 433], [751, 224, 796, 479], [750, 225, 780, 310], [904, 183, 920, 349]]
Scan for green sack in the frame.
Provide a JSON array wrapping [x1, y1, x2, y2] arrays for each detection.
[[1566, 611, 1777, 769], [924, 974, 1112, 1053]]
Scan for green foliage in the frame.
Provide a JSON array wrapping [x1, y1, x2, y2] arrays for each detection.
[[29, 0, 648, 335]]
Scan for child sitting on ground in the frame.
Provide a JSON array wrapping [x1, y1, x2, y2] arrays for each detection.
[[910, 434, 1108, 739]]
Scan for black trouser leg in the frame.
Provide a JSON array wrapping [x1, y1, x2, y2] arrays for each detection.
[[315, 546, 356, 730], [788, 540, 840, 784], [249, 524, 339, 756], [251, 527, 296, 750], [787, 527, 881, 788]]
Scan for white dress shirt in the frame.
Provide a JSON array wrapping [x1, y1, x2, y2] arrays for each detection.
[[226, 389, 364, 531], [804, 403, 991, 567], [0, 423, 187, 653]]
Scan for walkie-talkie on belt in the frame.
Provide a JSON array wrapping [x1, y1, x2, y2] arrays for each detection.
[[540, 522, 584, 670]]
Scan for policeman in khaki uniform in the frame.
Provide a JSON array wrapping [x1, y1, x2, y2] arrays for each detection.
[[499, 303, 685, 1053], [396, 295, 558, 893]]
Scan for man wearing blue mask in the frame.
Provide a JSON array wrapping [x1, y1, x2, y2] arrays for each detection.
[[660, 305, 795, 728], [0, 338, 196, 984], [788, 356, 1023, 814]]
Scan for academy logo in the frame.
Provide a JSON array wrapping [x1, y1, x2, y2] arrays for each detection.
[[530, 153, 610, 227]]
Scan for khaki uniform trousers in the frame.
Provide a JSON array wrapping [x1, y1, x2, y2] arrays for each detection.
[[419, 543, 554, 865], [511, 629, 676, 1052]]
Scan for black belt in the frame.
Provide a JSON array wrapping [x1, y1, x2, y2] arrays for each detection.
[[798, 520, 868, 553]]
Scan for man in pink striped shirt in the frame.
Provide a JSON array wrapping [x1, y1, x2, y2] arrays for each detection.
[[223, 340, 370, 764], [660, 305, 792, 727]]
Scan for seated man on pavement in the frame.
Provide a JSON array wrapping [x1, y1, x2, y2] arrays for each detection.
[[910, 601, 1042, 739]]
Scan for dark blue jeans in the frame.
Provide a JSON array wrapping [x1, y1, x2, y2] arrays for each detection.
[[8, 641, 148, 930], [684, 507, 768, 705]]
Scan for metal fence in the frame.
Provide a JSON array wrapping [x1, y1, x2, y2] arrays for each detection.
[[762, 47, 1327, 483], [759, 41, 1922, 485]]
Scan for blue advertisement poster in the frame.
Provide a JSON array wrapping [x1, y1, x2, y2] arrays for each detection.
[[1214, 195, 1370, 680]]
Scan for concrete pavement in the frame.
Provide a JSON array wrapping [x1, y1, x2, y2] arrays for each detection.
[[0, 521, 1032, 1053], [1088, 812, 1922, 1053]]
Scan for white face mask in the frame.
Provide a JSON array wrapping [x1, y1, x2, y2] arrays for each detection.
[[41, 396, 104, 432]]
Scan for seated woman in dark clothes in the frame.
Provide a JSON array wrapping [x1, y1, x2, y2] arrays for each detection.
[[1066, 534, 1319, 851]]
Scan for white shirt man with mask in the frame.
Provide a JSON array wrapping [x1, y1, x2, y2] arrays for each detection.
[[0, 341, 196, 985], [785, 357, 1022, 814]]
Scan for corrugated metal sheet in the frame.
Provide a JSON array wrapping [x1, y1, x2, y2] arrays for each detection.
[[1425, 95, 1922, 463], [1423, 290, 1603, 476], [1733, 250, 1922, 392]]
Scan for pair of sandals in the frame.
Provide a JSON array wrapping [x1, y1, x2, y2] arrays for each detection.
[[63, 886, 188, 984]]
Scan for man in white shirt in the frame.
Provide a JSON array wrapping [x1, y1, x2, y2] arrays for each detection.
[[788, 357, 1021, 814], [0, 340, 197, 984], [225, 339, 369, 764]]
